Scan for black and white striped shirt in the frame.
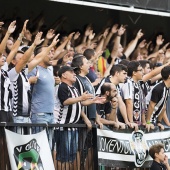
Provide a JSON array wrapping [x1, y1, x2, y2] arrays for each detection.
[[56, 82, 81, 124], [149, 81, 170, 123], [8, 66, 31, 117], [0, 69, 12, 111]]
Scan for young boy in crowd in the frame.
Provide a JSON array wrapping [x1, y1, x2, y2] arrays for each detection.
[[149, 143, 170, 170]]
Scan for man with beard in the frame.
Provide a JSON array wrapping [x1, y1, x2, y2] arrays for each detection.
[[96, 83, 119, 128], [95, 64, 138, 130]]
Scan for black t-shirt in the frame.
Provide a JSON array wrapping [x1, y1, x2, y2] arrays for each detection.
[[150, 160, 167, 170], [150, 81, 169, 123], [96, 102, 111, 119]]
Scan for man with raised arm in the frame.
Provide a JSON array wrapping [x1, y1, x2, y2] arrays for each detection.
[[146, 66, 170, 132]]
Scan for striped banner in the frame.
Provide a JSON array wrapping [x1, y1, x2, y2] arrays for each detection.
[[97, 126, 170, 168]]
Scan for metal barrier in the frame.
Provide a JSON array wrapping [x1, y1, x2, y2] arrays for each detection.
[[0, 123, 150, 170], [0, 123, 98, 170]]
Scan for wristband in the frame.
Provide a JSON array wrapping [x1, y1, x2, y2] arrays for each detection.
[[146, 121, 151, 124]]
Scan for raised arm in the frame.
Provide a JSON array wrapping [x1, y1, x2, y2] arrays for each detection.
[[43, 29, 55, 46], [53, 32, 74, 59], [6, 20, 28, 65], [86, 30, 95, 48], [142, 60, 170, 82], [103, 24, 118, 50], [82, 24, 92, 44], [15, 32, 42, 73], [124, 29, 143, 58], [153, 35, 164, 53], [0, 21, 16, 55], [111, 25, 126, 58], [28, 34, 60, 72]]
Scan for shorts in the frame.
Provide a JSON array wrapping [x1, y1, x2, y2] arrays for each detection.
[[56, 128, 78, 163]]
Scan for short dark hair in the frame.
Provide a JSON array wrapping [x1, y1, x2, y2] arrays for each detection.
[[110, 64, 128, 76], [139, 60, 150, 69], [127, 61, 141, 77], [119, 59, 130, 67], [53, 64, 61, 77], [83, 49, 95, 60], [71, 54, 85, 75], [34, 45, 48, 56], [100, 83, 112, 95], [149, 143, 164, 159], [161, 66, 170, 80]]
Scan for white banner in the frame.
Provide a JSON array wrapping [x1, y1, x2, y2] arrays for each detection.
[[5, 129, 55, 170], [97, 126, 170, 168]]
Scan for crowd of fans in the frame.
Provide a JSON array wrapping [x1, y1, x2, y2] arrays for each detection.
[[1, 13, 170, 169]]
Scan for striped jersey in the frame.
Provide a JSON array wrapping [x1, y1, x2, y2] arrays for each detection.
[[8, 66, 31, 117], [0, 69, 12, 111], [149, 81, 170, 123], [55, 82, 81, 124]]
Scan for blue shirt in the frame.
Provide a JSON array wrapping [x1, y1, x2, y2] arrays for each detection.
[[28, 66, 55, 113]]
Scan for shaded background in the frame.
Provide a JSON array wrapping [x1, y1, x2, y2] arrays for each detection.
[[1, 0, 170, 42]]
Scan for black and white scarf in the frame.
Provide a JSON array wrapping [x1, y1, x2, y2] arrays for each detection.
[[132, 80, 146, 124]]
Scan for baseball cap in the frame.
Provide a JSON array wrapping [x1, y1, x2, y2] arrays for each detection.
[[58, 66, 76, 78]]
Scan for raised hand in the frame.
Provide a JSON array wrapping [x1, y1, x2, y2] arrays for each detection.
[[136, 29, 144, 39], [21, 20, 29, 35], [156, 35, 164, 46], [7, 20, 16, 34], [33, 32, 44, 46], [73, 32, 80, 40], [68, 32, 75, 41], [88, 30, 95, 40], [46, 29, 55, 40], [111, 24, 118, 34], [85, 25, 92, 37], [117, 25, 126, 36], [51, 33, 60, 47], [103, 27, 110, 38], [146, 41, 152, 49], [162, 42, 170, 52], [138, 39, 147, 48], [89, 42, 97, 49]]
